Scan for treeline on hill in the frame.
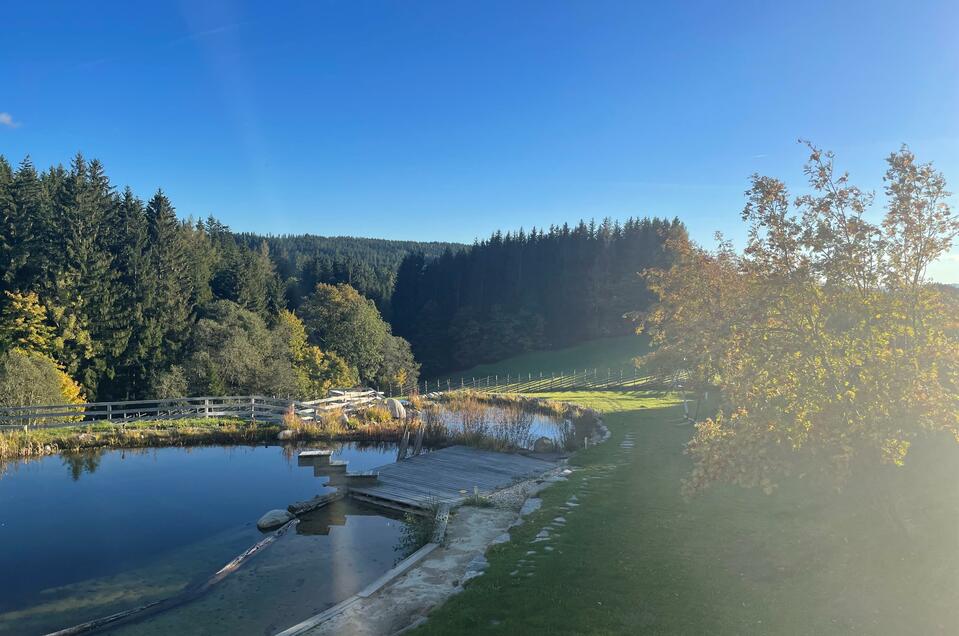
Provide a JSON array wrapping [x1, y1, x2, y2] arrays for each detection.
[[0, 155, 419, 404], [391, 218, 685, 375], [235, 234, 460, 315]]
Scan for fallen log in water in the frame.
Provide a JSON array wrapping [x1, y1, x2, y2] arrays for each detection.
[[287, 491, 342, 515], [44, 519, 300, 636]]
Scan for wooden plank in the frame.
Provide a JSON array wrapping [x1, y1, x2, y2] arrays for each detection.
[[349, 445, 557, 510]]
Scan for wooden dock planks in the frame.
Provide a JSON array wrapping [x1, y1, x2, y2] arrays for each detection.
[[349, 445, 555, 510]]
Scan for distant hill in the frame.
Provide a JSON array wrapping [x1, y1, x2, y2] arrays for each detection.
[[235, 233, 463, 312]]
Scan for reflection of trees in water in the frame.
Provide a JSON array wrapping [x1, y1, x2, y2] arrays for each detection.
[[61, 450, 105, 480]]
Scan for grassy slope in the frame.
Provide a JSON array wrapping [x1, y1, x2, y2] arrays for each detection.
[[413, 340, 959, 635], [433, 335, 651, 382]]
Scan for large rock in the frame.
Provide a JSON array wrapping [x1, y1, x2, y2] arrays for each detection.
[[257, 509, 293, 531], [385, 398, 406, 420], [532, 436, 555, 453], [277, 429, 295, 441]]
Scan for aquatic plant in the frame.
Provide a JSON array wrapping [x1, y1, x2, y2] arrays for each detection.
[[462, 487, 495, 508], [396, 498, 441, 558]]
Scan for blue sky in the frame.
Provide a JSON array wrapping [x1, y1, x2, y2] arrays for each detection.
[[2, 1, 958, 280]]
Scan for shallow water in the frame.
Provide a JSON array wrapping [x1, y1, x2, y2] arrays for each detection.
[[0, 442, 402, 636]]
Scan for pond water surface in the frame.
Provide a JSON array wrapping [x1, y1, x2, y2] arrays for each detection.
[[0, 443, 403, 636]]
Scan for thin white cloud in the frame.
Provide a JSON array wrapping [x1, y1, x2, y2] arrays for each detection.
[[0, 112, 20, 128]]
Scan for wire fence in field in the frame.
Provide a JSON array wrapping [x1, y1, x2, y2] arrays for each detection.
[[386, 367, 685, 397]]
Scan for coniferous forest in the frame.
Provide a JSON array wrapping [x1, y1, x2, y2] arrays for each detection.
[[0, 153, 683, 402], [390, 218, 685, 375], [235, 233, 460, 315], [0, 155, 422, 402]]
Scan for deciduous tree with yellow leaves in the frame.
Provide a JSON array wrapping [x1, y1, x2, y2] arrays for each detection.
[[640, 143, 959, 497]]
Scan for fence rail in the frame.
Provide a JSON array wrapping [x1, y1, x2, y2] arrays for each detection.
[[397, 367, 684, 397], [0, 389, 384, 431]]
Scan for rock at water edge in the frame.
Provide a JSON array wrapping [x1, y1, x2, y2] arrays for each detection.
[[532, 436, 555, 453], [385, 398, 406, 420], [257, 509, 293, 531]]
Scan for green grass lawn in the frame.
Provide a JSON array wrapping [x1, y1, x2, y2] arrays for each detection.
[[412, 342, 959, 634], [432, 335, 651, 383]]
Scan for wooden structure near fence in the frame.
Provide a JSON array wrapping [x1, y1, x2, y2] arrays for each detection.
[[0, 389, 383, 431]]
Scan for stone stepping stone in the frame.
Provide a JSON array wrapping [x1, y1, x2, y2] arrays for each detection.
[[490, 533, 511, 545]]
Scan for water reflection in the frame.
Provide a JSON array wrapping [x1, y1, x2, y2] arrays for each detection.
[[61, 449, 104, 480]]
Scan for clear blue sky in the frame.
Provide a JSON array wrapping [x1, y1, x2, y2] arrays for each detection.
[[3, 1, 958, 279]]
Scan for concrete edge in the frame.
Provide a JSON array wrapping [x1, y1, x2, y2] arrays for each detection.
[[273, 503, 451, 635], [356, 542, 439, 598]]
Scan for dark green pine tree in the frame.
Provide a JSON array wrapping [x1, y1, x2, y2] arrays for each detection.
[[2, 157, 48, 291], [0, 157, 16, 290], [97, 188, 150, 399], [141, 190, 196, 391], [44, 155, 120, 396]]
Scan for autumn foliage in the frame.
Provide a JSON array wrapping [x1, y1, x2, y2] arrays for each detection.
[[641, 143, 959, 495]]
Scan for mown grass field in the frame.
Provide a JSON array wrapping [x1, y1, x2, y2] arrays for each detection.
[[413, 339, 959, 635], [432, 335, 651, 383]]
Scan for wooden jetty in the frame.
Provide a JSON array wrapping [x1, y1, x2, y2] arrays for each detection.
[[349, 445, 556, 512]]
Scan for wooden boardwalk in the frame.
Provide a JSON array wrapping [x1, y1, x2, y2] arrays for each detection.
[[349, 445, 556, 512]]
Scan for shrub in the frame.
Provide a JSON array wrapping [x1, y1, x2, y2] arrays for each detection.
[[462, 487, 494, 508], [360, 405, 392, 423], [0, 349, 85, 424]]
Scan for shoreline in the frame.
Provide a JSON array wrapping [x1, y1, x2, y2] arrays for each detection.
[[0, 419, 410, 463]]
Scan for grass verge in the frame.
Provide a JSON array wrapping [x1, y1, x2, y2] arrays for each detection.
[[0, 417, 411, 461], [412, 389, 959, 635]]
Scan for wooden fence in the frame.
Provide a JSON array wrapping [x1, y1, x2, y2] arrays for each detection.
[[0, 389, 384, 431], [397, 367, 684, 397]]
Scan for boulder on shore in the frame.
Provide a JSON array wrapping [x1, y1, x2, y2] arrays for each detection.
[[257, 509, 293, 531], [277, 429, 295, 441], [385, 398, 406, 420], [532, 436, 555, 453]]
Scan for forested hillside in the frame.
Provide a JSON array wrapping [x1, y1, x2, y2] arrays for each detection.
[[0, 155, 419, 402], [391, 218, 685, 375], [236, 234, 460, 314]]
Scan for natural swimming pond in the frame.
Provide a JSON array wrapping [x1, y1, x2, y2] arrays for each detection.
[[0, 398, 590, 635], [0, 443, 404, 636]]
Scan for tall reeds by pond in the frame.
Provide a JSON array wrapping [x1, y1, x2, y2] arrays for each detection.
[[418, 391, 598, 452]]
